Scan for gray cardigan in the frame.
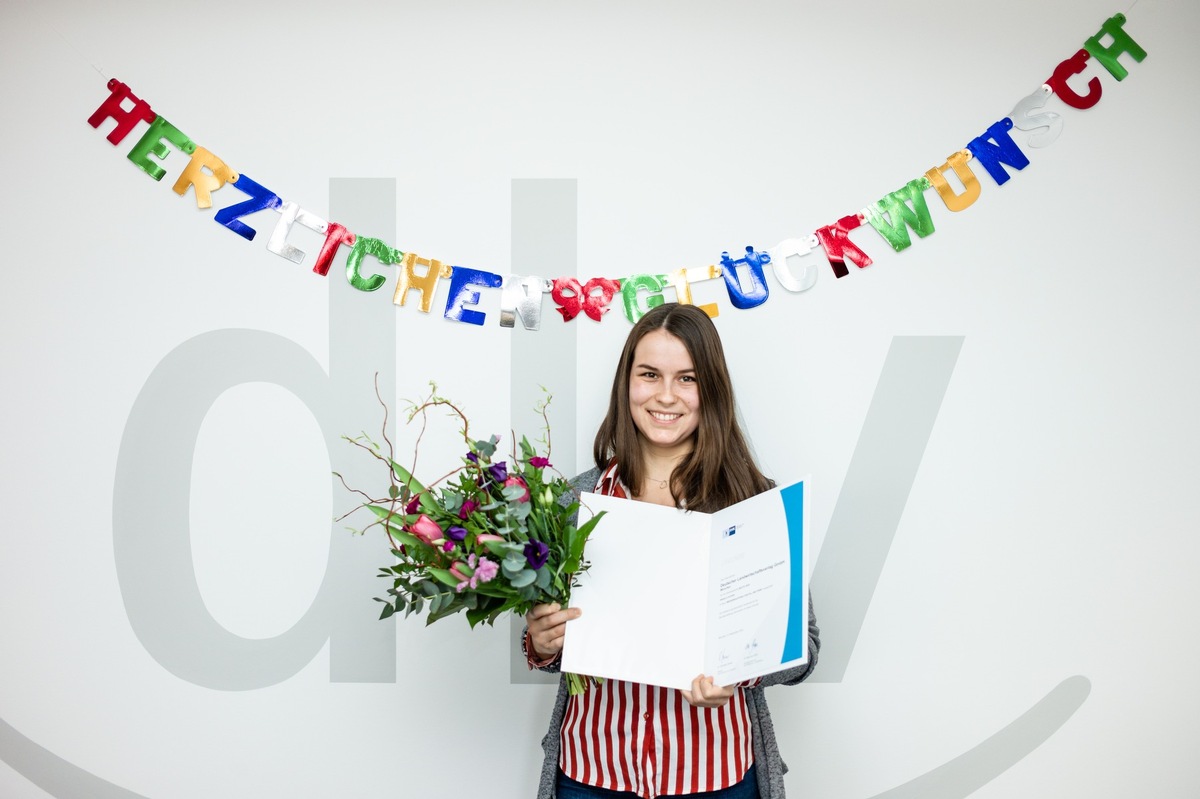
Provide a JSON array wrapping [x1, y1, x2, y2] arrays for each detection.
[[529, 467, 820, 799]]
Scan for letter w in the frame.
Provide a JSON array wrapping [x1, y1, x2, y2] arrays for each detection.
[[865, 179, 936, 252]]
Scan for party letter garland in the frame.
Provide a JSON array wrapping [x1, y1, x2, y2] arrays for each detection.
[[86, 13, 1147, 331]]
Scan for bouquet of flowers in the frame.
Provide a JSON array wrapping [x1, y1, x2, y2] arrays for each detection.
[[336, 385, 603, 692]]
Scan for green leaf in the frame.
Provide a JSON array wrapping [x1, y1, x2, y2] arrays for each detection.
[[509, 568, 536, 588], [480, 539, 518, 558], [500, 485, 528, 502], [534, 567, 552, 590], [427, 599, 465, 624], [471, 583, 510, 599], [365, 505, 404, 525], [389, 460, 427, 494], [378, 602, 396, 620], [441, 490, 463, 512], [576, 509, 606, 538], [427, 568, 461, 589], [388, 485, 400, 499], [385, 526, 422, 550]]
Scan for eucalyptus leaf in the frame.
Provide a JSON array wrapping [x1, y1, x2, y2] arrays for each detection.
[[480, 539, 516, 558], [501, 485, 527, 502], [509, 569, 536, 588]]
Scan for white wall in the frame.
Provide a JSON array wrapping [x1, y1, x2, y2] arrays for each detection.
[[2, 0, 1198, 796]]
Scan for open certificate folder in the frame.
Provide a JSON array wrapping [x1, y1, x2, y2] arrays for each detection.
[[560, 480, 809, 691]]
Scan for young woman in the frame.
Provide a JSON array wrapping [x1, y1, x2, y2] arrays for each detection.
[[525, 303, 820, 799]]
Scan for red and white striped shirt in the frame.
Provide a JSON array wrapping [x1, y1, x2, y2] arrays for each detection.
[[559, 463, 756, 798]]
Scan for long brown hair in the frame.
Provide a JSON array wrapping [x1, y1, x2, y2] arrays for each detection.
[[593, 303, 771, 512]]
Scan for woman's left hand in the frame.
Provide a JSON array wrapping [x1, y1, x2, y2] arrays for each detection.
[[682, 674, 735, 708]]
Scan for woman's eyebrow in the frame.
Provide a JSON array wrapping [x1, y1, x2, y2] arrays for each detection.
[[634, 363, 694, 373]]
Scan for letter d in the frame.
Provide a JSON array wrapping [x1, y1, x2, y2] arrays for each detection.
[[113, 179, 397, 689]]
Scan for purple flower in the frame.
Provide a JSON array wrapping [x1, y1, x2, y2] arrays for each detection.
[[529, 456, 551, 469], [446, 526, 468, 542], [442, 540, 456, 552], [404, 496, 421, 515], [458, 498, 478, 520], [488, 463, 508, 483], [465, 452, 478, 463], [524, 539, 550, 570]]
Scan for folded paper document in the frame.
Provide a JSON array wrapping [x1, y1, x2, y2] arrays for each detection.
[[561, 480, 809, 691]]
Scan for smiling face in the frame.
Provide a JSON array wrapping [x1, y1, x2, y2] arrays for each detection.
[[628, 328, 702, 460]]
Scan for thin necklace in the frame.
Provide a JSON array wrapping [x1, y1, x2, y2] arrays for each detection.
[[647, 474, 669, 489]]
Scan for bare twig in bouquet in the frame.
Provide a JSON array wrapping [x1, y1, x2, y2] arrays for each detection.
[[336, 381, 607, 694]]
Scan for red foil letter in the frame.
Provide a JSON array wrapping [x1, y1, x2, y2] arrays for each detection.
[[1047, 50, 1101, 110], [582, 278, 622, 322], [311, 223, 356, 277], [551, 277, 583, 321], [815, 215, 874, 279], [87, 79, 156, 145]]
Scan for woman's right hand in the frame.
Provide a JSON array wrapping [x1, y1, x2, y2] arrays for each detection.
[[525, 603, 581, 660]]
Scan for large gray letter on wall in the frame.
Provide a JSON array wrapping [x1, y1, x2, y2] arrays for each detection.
[[112, 178, 397, 689]]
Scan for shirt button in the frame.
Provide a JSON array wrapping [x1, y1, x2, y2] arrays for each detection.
[[643, 712, 650, 720]]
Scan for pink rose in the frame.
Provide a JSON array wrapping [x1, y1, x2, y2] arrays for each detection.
[[408, 514, 443, 546], [503, 475, 530, 502]]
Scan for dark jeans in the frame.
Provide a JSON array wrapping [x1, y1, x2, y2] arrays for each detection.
[[556, 764, 758, 799]]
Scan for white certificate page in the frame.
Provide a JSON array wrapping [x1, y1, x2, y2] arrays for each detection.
[[560, 481, 808, 691]]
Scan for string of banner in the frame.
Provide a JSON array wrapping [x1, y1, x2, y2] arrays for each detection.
[[86, 13, 1146, 331]]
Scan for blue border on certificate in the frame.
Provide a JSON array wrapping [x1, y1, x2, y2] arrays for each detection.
[[779, 481, 806, 663]]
